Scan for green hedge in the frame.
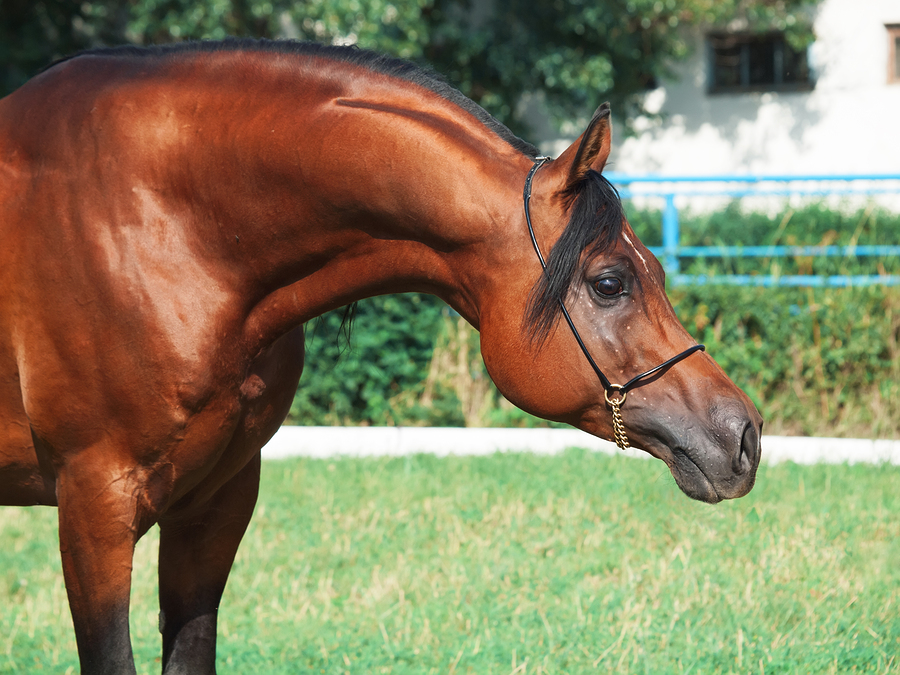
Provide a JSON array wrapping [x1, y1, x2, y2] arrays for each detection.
[[288, 203, 900, 438], [288, 294, 464, 427]]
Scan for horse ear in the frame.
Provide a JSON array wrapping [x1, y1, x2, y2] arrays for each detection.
[[546, 103, 612, 194]]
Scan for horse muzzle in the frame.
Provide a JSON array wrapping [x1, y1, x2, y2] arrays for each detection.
[[661, 405, 762, 504]]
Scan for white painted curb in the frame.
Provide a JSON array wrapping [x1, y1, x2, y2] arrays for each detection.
[[262, 426, 900, 465]]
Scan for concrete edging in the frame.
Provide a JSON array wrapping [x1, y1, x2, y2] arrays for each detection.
[[262, 426, 900, 465]]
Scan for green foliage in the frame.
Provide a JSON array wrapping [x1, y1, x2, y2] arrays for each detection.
[[288, 294, 465, 426], [0, 1, 122, 94], [2, 451, 898, 672], [0, 0, 820, 135]]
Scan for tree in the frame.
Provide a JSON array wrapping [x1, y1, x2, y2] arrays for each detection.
[[2, 0, 819, 135], [0, 1, 119, 94]]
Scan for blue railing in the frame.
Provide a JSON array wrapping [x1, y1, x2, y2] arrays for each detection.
[[606, 173, 900, 287]]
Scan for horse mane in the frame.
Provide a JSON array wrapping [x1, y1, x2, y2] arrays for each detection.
[[524, 170, 625, 344]]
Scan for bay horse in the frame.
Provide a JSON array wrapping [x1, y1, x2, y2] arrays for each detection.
[[0, 39, 762, 674]]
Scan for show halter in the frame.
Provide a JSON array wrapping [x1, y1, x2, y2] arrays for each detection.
[[523, 157, 706, 450]]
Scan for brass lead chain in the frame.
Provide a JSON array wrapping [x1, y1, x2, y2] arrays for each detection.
[[610, 398, 629, 450], [604, 387, 630, 450]]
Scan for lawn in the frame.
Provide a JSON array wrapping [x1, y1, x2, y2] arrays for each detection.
[[1, 449, 898, 674]]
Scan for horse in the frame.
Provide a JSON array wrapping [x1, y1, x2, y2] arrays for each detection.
[[0, 39, 762, 674]]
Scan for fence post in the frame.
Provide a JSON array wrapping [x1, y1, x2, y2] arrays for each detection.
[[662, 193, 680, 274]]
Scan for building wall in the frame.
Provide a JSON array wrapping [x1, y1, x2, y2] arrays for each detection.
[[590, 0, 900, 177]]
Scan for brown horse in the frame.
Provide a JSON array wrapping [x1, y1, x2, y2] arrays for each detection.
[[0, 39, 762, 674]]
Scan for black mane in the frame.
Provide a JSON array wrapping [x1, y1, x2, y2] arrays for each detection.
[[49, 38, 539, 159], [525, 170, 625, 343]]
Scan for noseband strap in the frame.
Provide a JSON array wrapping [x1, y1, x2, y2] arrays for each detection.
[[523, 157, 705, 449]]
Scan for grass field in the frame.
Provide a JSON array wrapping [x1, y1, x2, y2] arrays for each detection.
[[1, 449, 898, 674]]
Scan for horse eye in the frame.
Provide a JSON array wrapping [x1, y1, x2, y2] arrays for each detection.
[[594, 277, 623, 296]]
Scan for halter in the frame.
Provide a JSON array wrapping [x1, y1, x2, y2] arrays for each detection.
[[523, 157, 705, 450]]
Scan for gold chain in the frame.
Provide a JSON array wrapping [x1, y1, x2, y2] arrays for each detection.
[[604, 387, 630, 450]]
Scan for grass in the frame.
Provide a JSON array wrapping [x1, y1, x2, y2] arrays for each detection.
[[1, 449, 898, 674]]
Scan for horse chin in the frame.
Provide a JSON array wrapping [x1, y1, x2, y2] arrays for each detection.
[[660, 439, 760, 503], [630, 431, 759, 504], [667, 449, 724, 504]]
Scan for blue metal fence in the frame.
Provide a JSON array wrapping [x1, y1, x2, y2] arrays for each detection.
[[606, 173, 900, 287]]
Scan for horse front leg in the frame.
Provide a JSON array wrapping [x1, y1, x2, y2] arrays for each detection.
[[56, 458, 152, 675], [158, 325, 303, 674], [157, 453, 261, 675]]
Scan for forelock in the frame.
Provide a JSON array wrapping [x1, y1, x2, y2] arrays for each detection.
[[524, 171, 624, 344]]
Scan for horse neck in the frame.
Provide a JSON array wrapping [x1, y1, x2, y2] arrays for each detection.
[[148, 55, 531, 351]]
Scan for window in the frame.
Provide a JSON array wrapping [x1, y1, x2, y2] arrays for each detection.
[[707, 31, 812, 93], [889, 25, 900, 84]]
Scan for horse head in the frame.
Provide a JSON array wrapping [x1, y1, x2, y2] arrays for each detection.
[[478, 105, 762, 503]]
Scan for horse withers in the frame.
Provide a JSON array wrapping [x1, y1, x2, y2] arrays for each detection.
[[0, 40, 762, 674]]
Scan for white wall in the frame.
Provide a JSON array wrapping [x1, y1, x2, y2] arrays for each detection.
[[550, 0, 900, 178], [264, 426, 900, 465]]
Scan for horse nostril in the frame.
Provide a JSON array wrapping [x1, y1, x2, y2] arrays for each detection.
[[735, 422, 760, 474]]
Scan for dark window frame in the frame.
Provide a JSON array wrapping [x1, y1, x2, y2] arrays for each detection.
[[707, 31, 813, 94], [888, 24, 900, 84]]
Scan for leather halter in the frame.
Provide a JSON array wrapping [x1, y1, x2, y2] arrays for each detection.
[[523, 157, 705, 448]]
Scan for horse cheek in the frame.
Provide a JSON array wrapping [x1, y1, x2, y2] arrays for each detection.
[[478, 319, 594, 424]]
